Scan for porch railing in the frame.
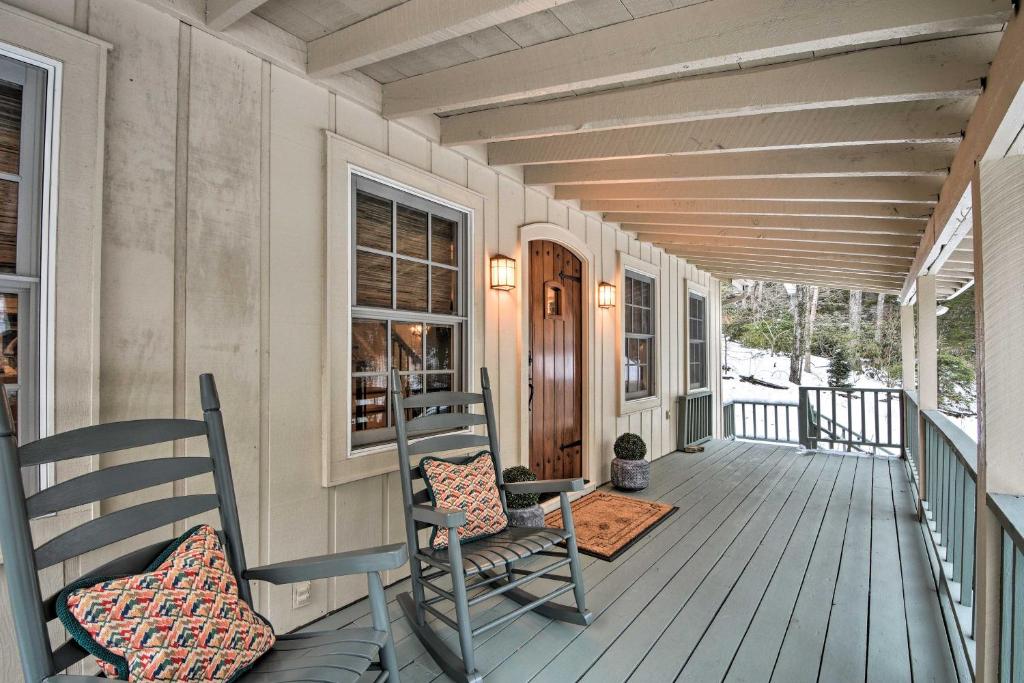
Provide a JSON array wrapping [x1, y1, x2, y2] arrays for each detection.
[[798, 386, 903, 455], [679, 389, 713, 448], [987, 493, 1024, 682], [722, 399, 799, 444]]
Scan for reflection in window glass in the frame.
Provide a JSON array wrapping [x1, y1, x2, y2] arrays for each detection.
[[426, 325, 452, 370], [392, 322, 424, 371], [0, 293, 17, 384], [352, 319, 387, 373]]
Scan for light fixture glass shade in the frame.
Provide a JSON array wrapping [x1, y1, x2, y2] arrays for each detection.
[[490, 254, 516, 290], [598, 282, 616, 308]]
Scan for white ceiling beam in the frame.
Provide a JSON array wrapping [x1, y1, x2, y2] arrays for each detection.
[[631, 227, 920, 247], [645, 235, 913, 258], [667, 245, 913, 267], [580, 199, 934, 219], [605, 213, 925, 235], [441, 34, 997, 144], [206, 0, 270, 31], [525, 143, 955, 185], [691, 260, 907, 283], [554, 177, 944, 202], [307, 0, 575, 78], [697, 266, 902, 293], [679, 255, 911, 276], [384, 0, 1009, 117], [488, 99, 973, 166]]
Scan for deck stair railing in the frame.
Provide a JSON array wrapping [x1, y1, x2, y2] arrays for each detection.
[[722, 399, 799, 444], [798, 386, 903, 455]]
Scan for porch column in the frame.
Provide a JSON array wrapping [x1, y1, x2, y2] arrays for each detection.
[[915, 274, 937, 513], [973, 154, 1024, 683], [900, 304, 916, 391]]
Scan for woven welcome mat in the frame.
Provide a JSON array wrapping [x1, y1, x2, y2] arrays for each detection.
[[545, 491, 677, 562]]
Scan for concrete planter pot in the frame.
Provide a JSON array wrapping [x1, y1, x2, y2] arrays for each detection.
[[507, 504, 545, 528], [611, 457, 650, 491]]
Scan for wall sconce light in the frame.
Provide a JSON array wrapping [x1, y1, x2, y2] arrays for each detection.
[[598, 282, 616, 308], [490, 254, 516, 290]]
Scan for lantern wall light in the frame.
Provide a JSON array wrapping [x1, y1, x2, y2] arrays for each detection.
[[490, 254, 516, 290], [598, 282, 616, 308]]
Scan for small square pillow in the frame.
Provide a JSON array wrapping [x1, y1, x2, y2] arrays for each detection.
[[421, 451, 508, 549], [57, 524, 275, 683]]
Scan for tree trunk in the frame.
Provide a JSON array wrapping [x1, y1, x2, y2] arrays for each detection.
[[849, 290, 863, 335], [789, 285, 807, 384], [804, 286, 819, 372], [874, 293, 886, 342]]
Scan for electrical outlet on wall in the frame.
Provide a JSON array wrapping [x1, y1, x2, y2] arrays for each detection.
[[292, 581, 311, 609]]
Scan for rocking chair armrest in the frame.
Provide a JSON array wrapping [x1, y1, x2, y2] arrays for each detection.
[[412, 504, 467, 528], [243, 543, 408, 584], [504, 477, 584, 494]]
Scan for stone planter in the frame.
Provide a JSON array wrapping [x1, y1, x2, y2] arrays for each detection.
[[611, 457, 650, 491], [507, 504, 545, 528]]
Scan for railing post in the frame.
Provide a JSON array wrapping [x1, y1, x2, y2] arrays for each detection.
[[797, 387, 810, 450], [917, 274, 938, 519]]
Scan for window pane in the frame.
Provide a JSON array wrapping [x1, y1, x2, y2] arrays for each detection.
[[426, 373, 454, 415], [0, 81, 20, 176], [392, 322, 424, 371], [431, 267, 456, 314], [431, 216, 456, 265], [426, 325, 452, 370], [0, 293, 16, 385], [356, 251, 393, 308], [352, 319, 387, 373], [356, 191, 392, 251], [0, 180, 16, 273], [352, 375, 388, 432], [640, 308, 650, 335], [396, 259, 428, 311], [4, 386, 16, 434], [396, 204, 428, 259], [401, 373, 424, 420]]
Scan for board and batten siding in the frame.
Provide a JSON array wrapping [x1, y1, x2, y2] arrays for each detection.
[[0, 1, 722, 673]]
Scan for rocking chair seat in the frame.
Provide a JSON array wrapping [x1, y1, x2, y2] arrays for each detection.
[[244, 628, 390, 682], [419, 526, 570, 576]]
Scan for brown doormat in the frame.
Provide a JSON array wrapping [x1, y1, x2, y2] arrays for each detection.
[[544, 492, 677, 562]]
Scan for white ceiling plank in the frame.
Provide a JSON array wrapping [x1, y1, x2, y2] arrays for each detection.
[[690, 258, 909, 281], [631, 227, 920, 248], [524, 142, 955, 185], [206, 0, 272, 31], [580, 199, 935, 219], [605, 213, 925, 234], [679, 255, 911, 276], [699, 267, 902, 293], [646, 235, 913, 258], [488, 99, 974, 165], [665, 245, 913, 267], [383, 0, 1009, 116], [636, 232, 918, 254], [441, 34, 998, 144], [554, 176, 944, 202], [308, 0, 576, 77]]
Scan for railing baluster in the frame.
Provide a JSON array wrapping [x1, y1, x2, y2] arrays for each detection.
[[952, 461, 963, 580], [1001, 531, 1013, 683], [963, 475, 976, 610]]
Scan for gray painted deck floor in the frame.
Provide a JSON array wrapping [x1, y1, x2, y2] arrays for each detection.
[[311, 440, 958, 682]]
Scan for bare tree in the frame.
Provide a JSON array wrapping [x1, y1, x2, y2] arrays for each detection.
[[789, 285, 807, 384], [804, 286, 819, 372], [874, 293, 886, 342], [849, 290, 863, 335]]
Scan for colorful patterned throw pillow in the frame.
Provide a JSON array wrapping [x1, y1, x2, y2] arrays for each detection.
[[57, 524, 275, 682], [421, 451, 508, 550]]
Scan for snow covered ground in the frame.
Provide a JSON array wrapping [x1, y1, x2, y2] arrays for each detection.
[[721, 338, 978, 445]]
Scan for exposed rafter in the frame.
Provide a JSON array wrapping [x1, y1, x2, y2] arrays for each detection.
[[604, 214, 925, 235], [307, 0, 575, 78], [205, 0, 270, 31], [675, 255, 912, 276], [580, 199, 935, 219], [524, 143, 954, 185], [441, 34, 997, 144], [666, 245, 913, 267], [488, 99, 973, 166], [646, 235, 914, 258], [383, 0, 1008, 117], [554, 177, 944, 202], [629, 227, 921, 248]]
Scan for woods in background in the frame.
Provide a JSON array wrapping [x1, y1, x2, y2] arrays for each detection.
[[722, 280, 976, 417]]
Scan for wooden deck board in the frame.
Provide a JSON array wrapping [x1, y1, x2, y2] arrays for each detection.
[[310, 440, 958, 682]]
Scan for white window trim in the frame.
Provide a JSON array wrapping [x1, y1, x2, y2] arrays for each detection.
[[618, 252, 660, 416], [686, 281, 710, 394]]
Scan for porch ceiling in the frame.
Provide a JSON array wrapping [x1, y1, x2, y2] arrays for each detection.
[[206, 0, 1012, 297]]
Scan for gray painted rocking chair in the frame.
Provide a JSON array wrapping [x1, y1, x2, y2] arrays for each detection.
[[390, 367, 593, 683], [0, 373, 407, 683]]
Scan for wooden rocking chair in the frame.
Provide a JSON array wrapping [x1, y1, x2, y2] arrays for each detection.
[[390, 367, 593, 683], [0, 374, 407, 683]]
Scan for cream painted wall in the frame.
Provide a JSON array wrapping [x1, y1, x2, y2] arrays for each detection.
[[0, 0, 723, 677]]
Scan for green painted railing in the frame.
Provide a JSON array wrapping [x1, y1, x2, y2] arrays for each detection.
[[722, 399, 799, 444], [904, 389, 920, 476], [679, 389, 714, 448], [798, 386, 904, 455], [987, 494, 1024, 682]]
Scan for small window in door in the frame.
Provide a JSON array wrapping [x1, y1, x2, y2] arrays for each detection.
[[544, 281, 564, 320]]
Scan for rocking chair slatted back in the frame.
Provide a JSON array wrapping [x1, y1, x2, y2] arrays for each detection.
[[405, 411, 488, 436], [0, 374, 252, 683]]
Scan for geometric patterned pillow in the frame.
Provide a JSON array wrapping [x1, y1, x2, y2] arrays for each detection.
[[57, 524, 275, 682], [420, 451, 508, 550]]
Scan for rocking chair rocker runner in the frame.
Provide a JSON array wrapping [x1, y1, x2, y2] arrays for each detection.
[[0, 374, 407, 683], [391, 367, 593, 683]]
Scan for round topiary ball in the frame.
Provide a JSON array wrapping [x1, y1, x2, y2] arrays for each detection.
[[503, 465, 540, 509], [614, 433, 647, 461]]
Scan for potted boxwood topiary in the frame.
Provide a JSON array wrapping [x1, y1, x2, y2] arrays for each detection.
[[611, 432, 649, 490], [503, 465, 544, 527]]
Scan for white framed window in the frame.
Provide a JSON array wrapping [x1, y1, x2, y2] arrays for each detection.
[[0, 49, 54, 494], [624, 270, 655, 400], [349, 174, 469, 451], [688, 290, 708, 391]]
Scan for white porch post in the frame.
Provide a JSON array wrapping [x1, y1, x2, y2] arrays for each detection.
[[973, 154, 1024, 683], [900, 303, 916, 392], [915, 274, 937, 514]]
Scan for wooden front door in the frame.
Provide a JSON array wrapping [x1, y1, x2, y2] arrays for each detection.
[[528, 240, 583, 480]]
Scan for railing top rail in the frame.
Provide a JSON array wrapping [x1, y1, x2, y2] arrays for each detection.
[[686, 388, 712, 398], [905, 388, 919, 404], [988, 493, 1024, 552], [799, 386, 901, 394], [723, 399, 799, 408], [922, 408, 978, 477]]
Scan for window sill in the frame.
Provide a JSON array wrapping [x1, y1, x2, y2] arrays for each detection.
[[619, 394, 660, 416]]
